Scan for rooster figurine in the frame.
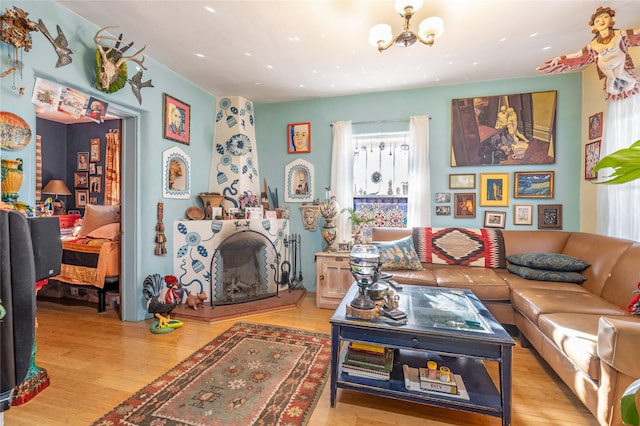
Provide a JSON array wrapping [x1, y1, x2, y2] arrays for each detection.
[[143, 274, 185, 333]]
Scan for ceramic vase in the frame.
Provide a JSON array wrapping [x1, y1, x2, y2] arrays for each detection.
[[1, 158, 24, 201], [319, 197, 339, 251]]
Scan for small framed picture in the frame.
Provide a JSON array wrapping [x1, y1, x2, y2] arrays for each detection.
[[514, 171, 554, 198], [163, 93, 191, 145], [96, 165, 103, 175], [513, 204, 533, 225], [77, 152, 89, 171], [245, 206, 263, 220], [435, 205, 451, 216], [89, 196, 98, 205], [89, 163, 96, 175], [585, 141, 601, 180], [538, 204, 563, 229], [287, 122, 311, 154], [588, 112, 603, 140], [484, 211, 506, 228], [480, 173, 509, 206], [264, 210, 278, 219], [435, 192, 451, 203], [90, 138, 101, 162], [74, 171, 88, 188], [449, 173, 475, 189], [454, 193, 476, 218], [75, 190, 88, 208], [338, 242, 352, 252], [90, 176, 101, 193]]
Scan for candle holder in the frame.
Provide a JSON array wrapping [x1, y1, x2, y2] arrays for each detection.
[[349, 244, 381, 310]]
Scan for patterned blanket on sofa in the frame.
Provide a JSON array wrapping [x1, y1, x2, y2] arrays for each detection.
[[412, 227, 506, 268]]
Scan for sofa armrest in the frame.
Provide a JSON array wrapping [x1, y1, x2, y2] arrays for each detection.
[[597, 316, 640, 378]]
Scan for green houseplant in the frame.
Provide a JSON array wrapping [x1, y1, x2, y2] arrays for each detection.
[[341, 207, 375, 244], [593, 139, 640, 184]]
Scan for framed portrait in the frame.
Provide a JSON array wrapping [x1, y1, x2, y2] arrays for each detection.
[[514, 171, 554, 198], [74, 172, 88, 189], [163, 93, 191, 145], [483, 211, 506, 228], [89, 163, 96, 175], [585, 140, 601, 180], [480, 173, 509, 206], [90, 176, 102, 193], [588, 112, 603, 140], [85, 97, 108, 123], [162, 146, 191, 199], [513, 204, 533, 225], [338, 242, 352, 252], [89, 196, 98, 205], [284, 158, 314, 202], [75, 190, 88, 208], [538, 204, 563, 229], [435, 205, 451, 216], [453, 193, 476, 218], [96, 165, 103, 175], [449, 173, 475, 189], [77, 152, 89, 171], [435, 192, 451, 203], [287, 122, 311, 154], [90, 138, 101, 162], [451, 90, 557, 166]]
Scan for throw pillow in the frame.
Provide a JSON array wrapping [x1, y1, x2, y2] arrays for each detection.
[[374, 236, 424, 271], [507, 264, 587, 283], [86, 222, 121, 241], [628, 282, 640, 315], [79, 204, 121, 237], [506, 253, 590, 272]]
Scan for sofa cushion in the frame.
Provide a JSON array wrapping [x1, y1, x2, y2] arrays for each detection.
[[375, 236, 424, 270], [507, 264, 587, 283], [538, 313, 602, 381], [79, 204, 121, 237], [512, 287, 625, 324], [433, 267, 510, 301], [506, 253, 590, 272], [412, 227, 506, 268], [384, 269, 436, 286]]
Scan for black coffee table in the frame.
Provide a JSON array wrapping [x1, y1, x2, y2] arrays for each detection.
[[330, 283, 515, 425]]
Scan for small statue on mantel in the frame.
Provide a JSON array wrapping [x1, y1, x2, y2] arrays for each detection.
[[204, 201, 212, 220]]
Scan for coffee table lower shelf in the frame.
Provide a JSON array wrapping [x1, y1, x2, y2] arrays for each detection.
[[335, 349, 503, 419]]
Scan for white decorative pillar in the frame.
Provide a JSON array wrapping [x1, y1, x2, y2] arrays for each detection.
[[209, 96, 260, 210]]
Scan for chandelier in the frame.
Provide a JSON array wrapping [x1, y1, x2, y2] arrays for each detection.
[[369, 0, 444, 52]]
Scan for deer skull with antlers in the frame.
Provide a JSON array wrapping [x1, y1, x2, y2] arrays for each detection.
[[94, 26, 147, 93]]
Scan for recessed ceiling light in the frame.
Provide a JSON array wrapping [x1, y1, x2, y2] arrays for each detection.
[[299, 84, 305, 88], [244, 52, 251, 56], [289, 36, 300, 42], [500, 37, 507, 42], [195, 53, 205, 58], [266, 65, 273, 69], [543, 46, 552, 50], [529, 33, 538, 38], [205, 6, 215, 13]]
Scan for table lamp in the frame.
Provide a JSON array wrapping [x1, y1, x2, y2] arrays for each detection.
[[349, 244, 381, 309], [42, 179, 72, 215]]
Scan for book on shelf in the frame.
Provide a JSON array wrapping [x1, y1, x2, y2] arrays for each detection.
[[402, 365, 470, 401], [342, 363, 391, 380], [348, 341, 386, 355], [345, 344, 394, 371]]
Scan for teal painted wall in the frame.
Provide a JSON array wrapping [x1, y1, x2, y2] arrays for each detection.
[[255, 74, 582, 288], [2, 1, 581, 320]]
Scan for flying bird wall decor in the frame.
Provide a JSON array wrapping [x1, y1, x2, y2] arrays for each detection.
[[37, 19, 72, 68]]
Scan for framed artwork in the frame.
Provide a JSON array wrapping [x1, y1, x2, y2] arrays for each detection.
[[96, 165, 103, 175], [453, 193, 476, 218], [90, 138, 101, 162], [484, 211, 506, 228], [163, 146, 191, 199], [435, 192, 451, 203], [89, 196, 98, 205], [287, 122, 311, 154], [514, 171, 554, 198], [588, 112, 603, 140], [513, 204, 533, 225], [338, 242, 352, 252], [585, 140, 601, 180], [85, 97, 108, 123], [479, 173, 509, 206], [538, 204, 563, 229], [89, 163, 96, 175], [75, 190, 88, 208], [90, 176, 102, 193], [451, 90, 557, 166], [284, 158, 314, 202], [435, 205, 451, 216], [74, 172, 88, 188], [449, 173, 476, 189], [163, 93, 191, 145], [77, 152, 89, 171]]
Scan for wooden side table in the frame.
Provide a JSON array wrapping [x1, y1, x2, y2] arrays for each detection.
[[315, 251, 353, 309]]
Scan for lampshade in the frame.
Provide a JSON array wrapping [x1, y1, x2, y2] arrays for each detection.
[[395, 0, 423, 15], [419, 16, 444, 40], [42, 179, 72, 196], [369, 23, 393, 46]]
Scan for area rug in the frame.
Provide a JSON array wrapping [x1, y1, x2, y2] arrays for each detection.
[[171, 288, 307, 323], [92, 322, 331, 426]]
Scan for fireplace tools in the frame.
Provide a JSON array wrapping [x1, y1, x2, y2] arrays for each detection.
[[287, 233, 304, 291]]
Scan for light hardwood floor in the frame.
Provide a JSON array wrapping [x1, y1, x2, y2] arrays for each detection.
[[5, 293, 598, 426]]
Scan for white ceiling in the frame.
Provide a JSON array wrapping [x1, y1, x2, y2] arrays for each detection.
[[53, 0, 640, 104]]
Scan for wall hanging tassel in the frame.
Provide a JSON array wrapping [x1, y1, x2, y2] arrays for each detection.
[[155, 200, 167, 255]]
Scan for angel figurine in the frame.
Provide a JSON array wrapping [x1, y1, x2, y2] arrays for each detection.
[[537, 6, 640, 101]]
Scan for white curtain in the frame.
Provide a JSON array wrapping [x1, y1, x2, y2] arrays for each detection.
[[331, 121, 353, 243], [597, 95, 640, 241], [407, 115, 431, 227]]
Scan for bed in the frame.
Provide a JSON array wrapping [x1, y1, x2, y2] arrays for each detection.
[[52, 204, 121, 312]]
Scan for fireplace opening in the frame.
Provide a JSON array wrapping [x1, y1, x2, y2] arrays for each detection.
[[210, 230, 279, 305]]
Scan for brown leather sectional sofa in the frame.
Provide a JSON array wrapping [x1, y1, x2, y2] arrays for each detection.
[[372, 227, 640, 426]]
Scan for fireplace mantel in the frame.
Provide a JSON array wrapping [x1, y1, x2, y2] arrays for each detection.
[[173, 219, 289, 303]]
